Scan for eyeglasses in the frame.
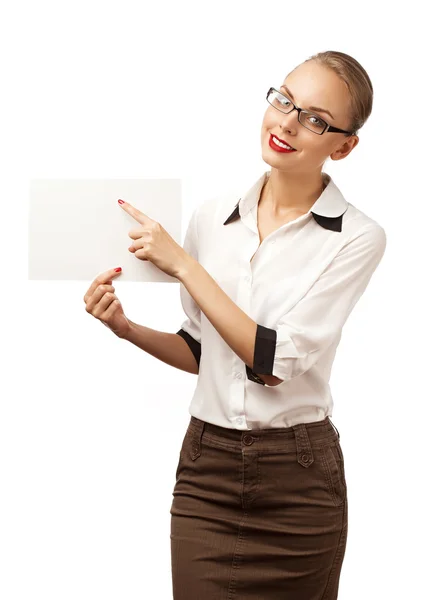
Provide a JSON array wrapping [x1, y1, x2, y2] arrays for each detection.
[[266, 87, 355, 136]]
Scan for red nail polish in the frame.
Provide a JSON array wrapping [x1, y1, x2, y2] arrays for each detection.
[[115, 267, 122, 272], [118, 199, 125, 204]]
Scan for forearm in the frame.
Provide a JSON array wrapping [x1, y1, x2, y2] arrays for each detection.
[[177, 257, 282, 386], [122, 319, 199, 375]]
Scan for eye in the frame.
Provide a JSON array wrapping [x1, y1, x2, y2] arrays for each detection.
[[300, 112, 327, 132], [279, 94, 292, 108], [308, 115, 323, 126]]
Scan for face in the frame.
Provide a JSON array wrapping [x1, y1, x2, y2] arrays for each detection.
[[260, 61, 359, 176]]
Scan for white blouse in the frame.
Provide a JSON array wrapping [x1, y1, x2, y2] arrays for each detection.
[[176, 170, 387, 430]]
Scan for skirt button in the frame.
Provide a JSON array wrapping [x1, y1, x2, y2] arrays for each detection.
[[243, 434, 254, 445]]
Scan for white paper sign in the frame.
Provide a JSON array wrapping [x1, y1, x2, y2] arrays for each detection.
[[28, 178, 182, 282]]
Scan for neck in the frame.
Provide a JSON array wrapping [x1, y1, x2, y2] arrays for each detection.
[[263, 170, 326, 217]]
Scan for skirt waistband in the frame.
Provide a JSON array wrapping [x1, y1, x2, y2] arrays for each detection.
[[187, 416, 340, 458]]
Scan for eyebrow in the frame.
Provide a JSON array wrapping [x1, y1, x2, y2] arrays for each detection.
[[280, 85, 335, 121]]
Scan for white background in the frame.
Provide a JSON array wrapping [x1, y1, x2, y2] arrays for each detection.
[[1, 1, 436, 598]]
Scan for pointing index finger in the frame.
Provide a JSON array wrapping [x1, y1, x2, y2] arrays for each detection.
[[118, 199, 149, 224]]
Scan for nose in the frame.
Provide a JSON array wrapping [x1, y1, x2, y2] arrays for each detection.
[[279, 107, 299, 134]]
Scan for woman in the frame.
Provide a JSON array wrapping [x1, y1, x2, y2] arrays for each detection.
[[84, 50, 386, 599], [171, 51, 385, 599]]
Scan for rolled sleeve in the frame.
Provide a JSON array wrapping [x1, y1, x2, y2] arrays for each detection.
[[175, 206, 202, 368], [252, 224, 387, 384]]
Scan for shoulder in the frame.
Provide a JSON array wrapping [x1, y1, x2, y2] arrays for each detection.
[[342, 202, 387, 249], [336, 206, 387, 270]]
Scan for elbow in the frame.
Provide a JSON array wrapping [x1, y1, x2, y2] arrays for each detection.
[[246, 365, 283, 387], [258, 373, 284, 386]]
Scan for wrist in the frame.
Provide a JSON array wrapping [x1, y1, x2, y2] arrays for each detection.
[[176, 254, 198, 283], [119, 318, 135, 340]]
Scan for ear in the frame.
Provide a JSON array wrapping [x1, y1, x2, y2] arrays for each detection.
[[331, 135, 359, 161]]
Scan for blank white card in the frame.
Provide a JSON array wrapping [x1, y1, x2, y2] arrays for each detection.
[[28, 178, 182, 283]]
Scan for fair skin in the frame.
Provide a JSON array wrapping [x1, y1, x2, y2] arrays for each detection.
[[260, 60, 359, 218], [101, 62, 360, 386]]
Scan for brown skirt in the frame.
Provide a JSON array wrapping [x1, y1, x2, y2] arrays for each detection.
[[170, 415, 348, 600]]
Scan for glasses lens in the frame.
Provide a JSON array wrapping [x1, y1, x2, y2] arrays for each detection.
[[299, 111, 327, 134], [267, 89, 293, 112], [267, 89, 327, 134]]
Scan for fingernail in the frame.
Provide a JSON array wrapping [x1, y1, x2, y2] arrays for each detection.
[[115, 267, 122, 272], [118, 199, 125, 204]]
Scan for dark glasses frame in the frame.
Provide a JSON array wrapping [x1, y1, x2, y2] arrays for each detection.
[[266, 87, 355, 136]]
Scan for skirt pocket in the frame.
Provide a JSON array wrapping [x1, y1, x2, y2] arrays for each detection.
[[175, 428, 193, 482], [320, 440, 347, 507]]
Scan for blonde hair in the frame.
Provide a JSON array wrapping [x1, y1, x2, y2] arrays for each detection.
[[289, 50, 373, 137]]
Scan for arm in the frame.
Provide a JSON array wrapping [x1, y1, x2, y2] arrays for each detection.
[[120, 207, 203, 378], [121, 320, 199, 375], [176, 200, 278, 386], [177, 258, 282, 386], [174, 201, 277, 385], [118, 206, 201, 376], [177, 223, 387, 386]]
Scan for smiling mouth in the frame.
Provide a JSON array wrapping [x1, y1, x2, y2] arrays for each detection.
[[269, 133, 297, 153]]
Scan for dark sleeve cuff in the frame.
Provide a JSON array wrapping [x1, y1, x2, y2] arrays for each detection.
[[176, 329, 201, 368], [252, 324, 276, 375], [245, 325, 277, 385]]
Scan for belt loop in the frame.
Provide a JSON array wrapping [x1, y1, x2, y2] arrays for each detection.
[[190, 420, 205, 461], [292, 423, 314, 468]]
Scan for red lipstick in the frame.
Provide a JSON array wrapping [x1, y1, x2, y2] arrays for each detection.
[[269, 133, 296, 153]]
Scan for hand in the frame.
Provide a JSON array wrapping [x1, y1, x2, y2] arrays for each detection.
[[84, 267, 130, 339], [118, 199, 189, 279]]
